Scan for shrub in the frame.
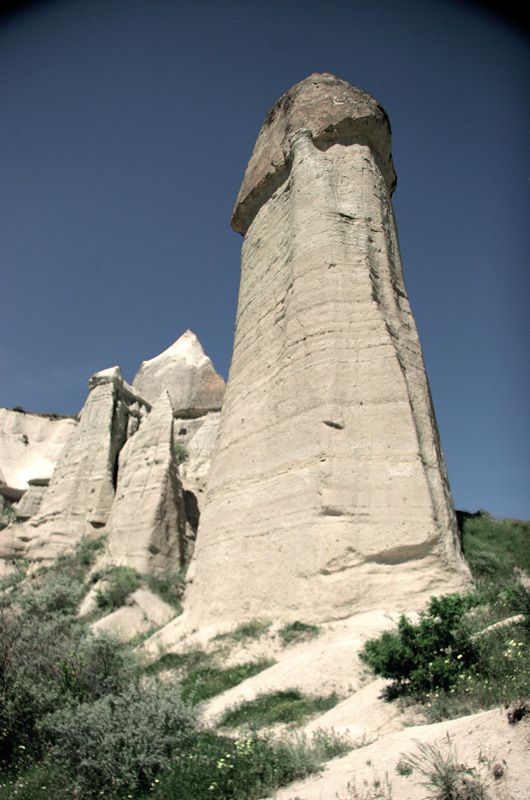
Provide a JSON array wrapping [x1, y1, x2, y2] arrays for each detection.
[[174, 442, 189, 464], [0, 502, 16, 531], [19, 573, 83, 616], [218, 689, 339, 729], [278, 621, 320, 646], [360, 594, 479, 696], [0, 605, 135, 768], [96, 566, 141, 611], [41, 681, 197, 798], [146, 569, 186, 609]]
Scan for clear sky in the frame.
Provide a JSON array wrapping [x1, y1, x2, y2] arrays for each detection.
[[1, 0, 528, 519]]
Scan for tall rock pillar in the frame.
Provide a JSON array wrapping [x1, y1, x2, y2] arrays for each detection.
[[186, 73, 470, 627]]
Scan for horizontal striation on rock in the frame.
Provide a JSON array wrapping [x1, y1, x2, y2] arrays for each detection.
[[183, 73, 470, 629]]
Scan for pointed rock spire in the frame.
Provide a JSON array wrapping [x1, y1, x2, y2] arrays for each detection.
[[132, 330, 225, 416]]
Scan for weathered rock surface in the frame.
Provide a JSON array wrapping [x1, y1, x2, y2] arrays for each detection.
[[176, 411, 221, 496], [272, 708, 530, 800], [5, 368, 150, 565], [105, 392, 187, 573], [91, 588, 176, 643], [0, 407, 77, 489], [132, 330, 225, 416], [182, 72, 470, 630], [15, 478, 49, 520]]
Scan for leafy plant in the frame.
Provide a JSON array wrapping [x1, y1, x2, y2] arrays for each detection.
[[278, 620, 320, 646], [174, 442, 189, 465], [218, 689, 339, 729], [95, 566, 141, 611], [360, 594, 479, 696], [146, 569, 186, 609], [41, 682, 197, 798]]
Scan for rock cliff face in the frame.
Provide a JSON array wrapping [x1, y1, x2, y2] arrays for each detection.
[[133, 329, 225, 416], [105, 391, 187, 573], [5, 368, 150, 565], [184, 73, 470, 628], [0, 333, 223, 575], [0, 407, 77, 491]]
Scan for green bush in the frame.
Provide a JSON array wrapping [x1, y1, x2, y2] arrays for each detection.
[[0, 604, 135, 768], [174, 442, 189, 464], [360, 594, 479, 696], [218, 689, 339, 729], [41, 682, 197, 798], [0, 502, 16, 531], [96, 566, 141, 611], [146, 569, 186, 609]]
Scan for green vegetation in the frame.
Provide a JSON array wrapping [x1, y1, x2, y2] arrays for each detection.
[[143, 647, 212, 677], [95, 566, 141, 611], [174, 442, 189, 464], [146, 569, 186, 609], [278, 620, 320, 646], [399, 739, 489, 800], [219, 689, 340, 729], [0, 544, 348, 799], [180, 659, 275, 704], [0, 501, 16, 530], [462, 511, 530, 580], [361, 512, 530, 721], [214, 618, 272, 644], [150, 729, 349, 800]]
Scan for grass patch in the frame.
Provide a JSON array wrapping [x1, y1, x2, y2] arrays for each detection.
[[218, 689, 339, 729], [180, 659, 275, 705], [214, 618, 272, 644], [278, 620, 320, 646], [143, 647, 213, 677], [461, 511, 530, 581]]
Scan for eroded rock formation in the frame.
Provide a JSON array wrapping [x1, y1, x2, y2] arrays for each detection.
[[0, 333, 223, 576], [133, 329, 224, 415], [184, 73, 470, 628], [4, 368, 149, 565], [105, 391, 187, 573], [0, 407, 77, 492]]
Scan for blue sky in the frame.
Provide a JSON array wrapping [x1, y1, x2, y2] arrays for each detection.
[[1, 0, 528, 519]]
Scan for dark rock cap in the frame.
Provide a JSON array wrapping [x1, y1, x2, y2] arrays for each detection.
[[231, 72, 396, 235]]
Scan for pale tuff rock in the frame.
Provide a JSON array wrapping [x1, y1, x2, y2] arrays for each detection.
[[182, 73, 470, 630], [0, 407, 77, 490], [132, 330, 225, 416], [91, 588, 175, 644], [5, 368, 150, 565], [105, 392, 187, 573], [15, 478, 50, 520], [176, 411, 221, 497]]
